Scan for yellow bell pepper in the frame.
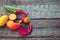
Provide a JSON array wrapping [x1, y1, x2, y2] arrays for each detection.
[[0, 15, 8, 27]]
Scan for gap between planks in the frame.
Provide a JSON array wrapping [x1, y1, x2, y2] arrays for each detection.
[[0, 35, 60, 38], [16, 18, 60, 20]]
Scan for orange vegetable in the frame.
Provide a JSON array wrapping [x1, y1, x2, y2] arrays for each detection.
[[7, 20, 20, 30], [9, 13, 17, 20], [24, 17, 30, 24], [7, 20, 14, 27]]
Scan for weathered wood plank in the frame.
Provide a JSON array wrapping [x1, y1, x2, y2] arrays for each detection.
[[0, 0, 60, 5], [0, 38, 25, 40], [25, 38, 60, 40], [1, 5, 60, 18], [16, 20, 60, 28], [0, 0, 60, 39], [31, 20, 60, 28], [0, 20, 60, 38], [0, 38, 60, 40]]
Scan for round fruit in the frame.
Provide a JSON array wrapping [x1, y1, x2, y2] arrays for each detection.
[[24, 17, 30, 24], [9, 13, 17, 20], [18, 27, 28, 36], [7, 20, 14, 27]]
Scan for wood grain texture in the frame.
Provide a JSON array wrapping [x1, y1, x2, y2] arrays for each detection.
[[0, 38, 60, 40], [1, 5, 60, 18], [0, 0, 60, 5], [25, 38, 60, 40], [0, 38, 25, 40], [0, 0, 60, 40], [0, 20, 60, 38]]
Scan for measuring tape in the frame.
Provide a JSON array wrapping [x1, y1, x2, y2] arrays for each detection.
[[10, 5, 60, 18]]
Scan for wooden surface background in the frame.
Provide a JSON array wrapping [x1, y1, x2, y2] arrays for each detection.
[[0, 0, 60, 40]]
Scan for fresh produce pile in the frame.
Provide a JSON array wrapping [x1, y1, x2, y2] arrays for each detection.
[[0, 5, 33, 37]]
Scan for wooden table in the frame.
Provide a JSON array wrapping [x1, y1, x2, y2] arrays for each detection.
[[0, 0, 60, 40]]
